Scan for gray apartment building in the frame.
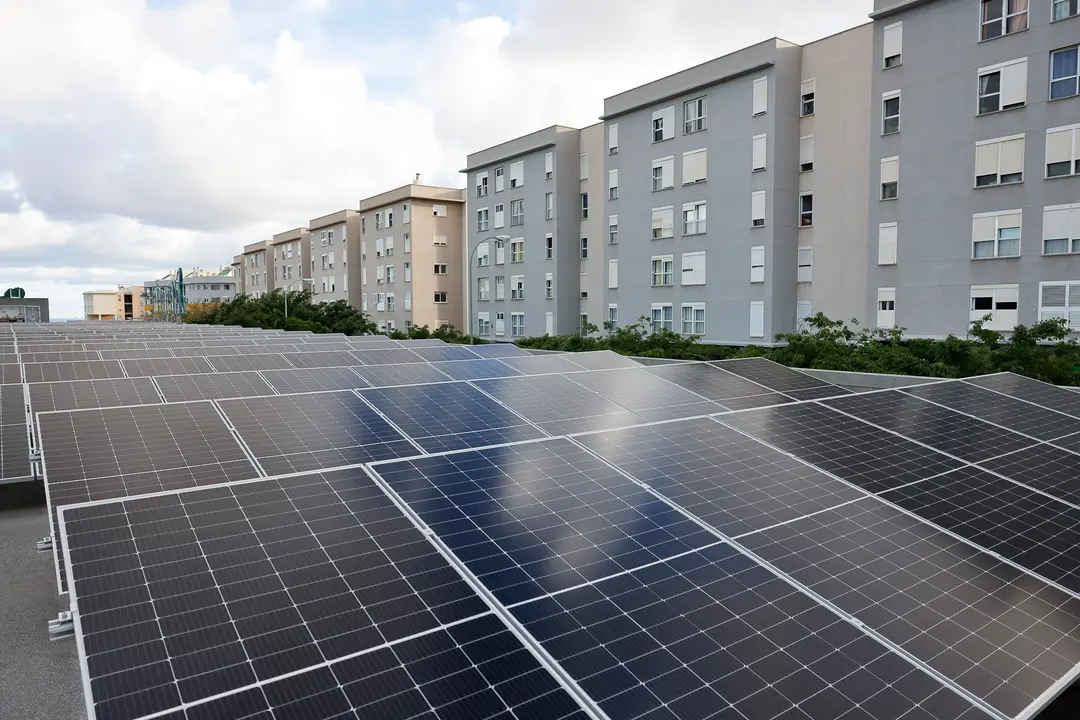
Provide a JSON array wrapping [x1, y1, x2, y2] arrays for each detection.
[[241, 240, 272, 299], [231, 255, 245, 296], [307, 210, 358, 306], [271, 227, 312, 296], [866, 0, 1080, 337], [463, 126, 584, 340], [358, 183, 467, 333]]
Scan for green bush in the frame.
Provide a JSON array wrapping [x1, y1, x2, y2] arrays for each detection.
[[185, 290, 377, 335]]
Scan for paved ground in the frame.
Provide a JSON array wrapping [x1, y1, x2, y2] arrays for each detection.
[[0, 482, 84, 720]]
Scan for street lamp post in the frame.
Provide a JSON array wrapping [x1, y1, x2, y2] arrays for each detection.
[[467, 235, 511, 345], [283, 278, 313, 319]]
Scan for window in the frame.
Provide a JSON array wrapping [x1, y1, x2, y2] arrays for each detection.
[[608, 123, 619, 155], [796, 301, 812, 331], [433, 291, 447, 303], [478, 277, 490, 301], [404, 261, 412, 282], [580, 237, 588, 259], [433, 233, 447, 246], [882, 92, 900, 134], [510, 161, 524, 188], [581, 193, 589, 220], [608, 169, 619, 200], [511, 313, 525, 337], [362, 267, 367, 285], [608, 215, 619, 244], [682, 148, 707, 184], [546, 272, 554, 298], [978, 58, 1027, 114], [752, 134, 766, 172], [545, 192, 553, 220], [580, 152, 588, 180], [545, 234, 553, 259], [682, 304, 705, 335], [752, 191, 767, 227], [385, 211, 392, 229], [321, 254, 328, 270], [799, 136, 815, 172], [510, 275, 524, 300], [752, 76, 768, 115], [476, 171, 489, 197], [651, 304, 674, 332], [1046, 124, 1080, 177], [975, 134, 1025, 187], [880, 157, 899, 200], [800, 78, 815, 116], [495, 276, 505, 300], [652, 206, 674, 239], [510, 199, 524, 226], [682, 251, 706, 286], [750, 246, 765, 283], [402, 203, 410, 224], [1052, 47, 1079, 100], [477, 312, 491, 336], [973, 210, 1022, 258], [433, 204, 448, 217], [385, 237, 394, 256], [684, 97, 707, 133], [433, 263, 448, 275], [971, 285, 1019, 330], [386, 265, 395, 284], [495, 312, 506, 336], [1054, 0, 1079, 21], [1039, 281, 1080, 328], [608, 305, 618, 330], [476, 241, 490, 267], [387, 293, 395, 311], [511, 238, 524, 263], [652, 156, 674, 190], [492, 167, 504, 193], [1044, 203, 1080, 254], [749, 301, 765, 338], [800, 193, 814, 227], [981, 0, 1028, 41], [608, 259, 618, 289], [477, 207, 490, 231], [879, 222, 898, 265], [361, 217, 367, 233], [877, 288, 896, 328], [652, 106, 675, 142], [544, 152, 553, 180], [683, 202, 706, 235], [797, 246, 813, 282], [883, 21, 902, 68], [362, 293, 368, 311], [651, 255, 674, 286], [492, 203, 505, 229]]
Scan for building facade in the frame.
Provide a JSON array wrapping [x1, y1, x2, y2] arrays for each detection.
[[116, 285, 145, 320], [82, 290, 117, 320], [358, 183, 466, 333], [241, 240, 273, 299], [307, 211, 357, 306], [271, 227, 312, 297]]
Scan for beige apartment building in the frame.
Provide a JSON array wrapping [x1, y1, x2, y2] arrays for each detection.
[[116, 285, 145, 320], [358, 182, 467, 332], [241, 240, 272, 298], [308, 210, 359, 306], [82, 290, 119, 320], [271, 227, 312, 295]]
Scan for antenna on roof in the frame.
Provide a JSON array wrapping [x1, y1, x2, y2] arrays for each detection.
[[414, 173, 421, 184]]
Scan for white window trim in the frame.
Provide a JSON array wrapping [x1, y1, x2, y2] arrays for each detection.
[[974, 133, 1026, 188], [883, 21, 903, 68], [972, 209, 1022, 259], [1045, 123, 1080, 179], [882, 90, 901, 135], [977, 57, 1028, 115], [1042, 202, 1080, 255]]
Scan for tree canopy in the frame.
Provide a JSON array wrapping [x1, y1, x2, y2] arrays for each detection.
[[184, 290, 377, 335]]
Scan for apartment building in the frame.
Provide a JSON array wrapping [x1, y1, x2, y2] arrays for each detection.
[[82, 290, 118, 320], [867, 0, 1080, 337], [579, 123, 607, 332], [241, 240, 272, 298], [271, 227, 312, 295], [464, 126, 584, 341], [308, 210, 357, 305], [231, 255, 245, 296], [358, 183, 466, 333]]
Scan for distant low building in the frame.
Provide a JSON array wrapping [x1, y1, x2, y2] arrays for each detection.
[[0, 296, 49, 322], [142, 267, 237, 320], [83, 290, 118, 320]]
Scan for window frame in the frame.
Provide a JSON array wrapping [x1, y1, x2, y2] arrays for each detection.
[[1045, 124, 1080, 178], [977, 58, 1027, 116], [799, 193, 814, 228], [972, 209, 1022, 259], [880, 156, 899, 200], [682, 148, 707, 185], [651, 255, 674, 287], [651, 206, 675, 240], [1053, 0, 1079, 21], [682, 201, 707, 236], [433, 291, 448, 304], [608, 215, 618, 245], [797, 246, 813, 283], [883, 21, 903, 68], [980, 0, 1029, 42], [510, 199, 525, 226], [974, 133, 1025, 187], [683, 97, 707, 134], [681, 303, 706, 336], [882, 91, 901, 135], [1042, 203, 1080, 255], [800, 78, 815, 116], [1051, 46, 1080, 100]]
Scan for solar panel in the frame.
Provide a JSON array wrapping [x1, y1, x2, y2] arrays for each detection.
[[429, 359, 521, 381], [496, 354, 590, 376], [19, 351, 102, 363], [350, 347, 427, 365], [28, 378, 162, 413], [822, 391, 1034, 463], [359, 382, 547, 453], [575, 417, 866, 538], [60, 467, 491, 720], [717, 402, 966, 493], [352, 362, 452, 388], [562, 350, 641, 371], [978, 444, 1080, 505], [217, 391, 418, 475], [408, 345, 485, 363], [644, 362, 795, 408], [0, 381, 24, 421], [373, 438, 717, 606], [782, 384, 856, 401], [208, 353, 295, 372], [260, 366, 368, 394], [172, 345, 240, 357], [97, 348, 176, 360], [395, 338, 447, 347], [473, 374, 643, 435], [279, 350, 360, 368], [711, 357, 843, 393], [154, 372, 275, 402], [121, 357, 215, 377], [566, 368, 723, 422], [462, 343, 531, 358], [23, 360, 126, 383], [964, 373, 1080, 419], [510, 543, 990, 720], [1, 383, 30, 481], [737, 496, 1080, 718]]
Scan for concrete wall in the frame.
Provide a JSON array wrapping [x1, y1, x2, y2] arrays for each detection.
[[579, 122, 605, 331]]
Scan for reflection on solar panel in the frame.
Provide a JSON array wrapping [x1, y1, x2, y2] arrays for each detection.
[[279, 350, 360, 368], [207, 353, 294, 372], [359, 382, 547, 453], [408, 345, 484, 363], [462, 343, 531, 358], [260, 366, 368, 394], [782, 384, 856, 400], [120, 357, 214, 377], [350, 347, 427, 365], [510, 543, 989, 720], [496, 354, 588, 376], [60, 467, 491, 720], [474, 374, 642, 435], [23, 360, 126, 383], [979, 444, 1080, 505], [28, 378, 162, 413], [562, 350, 641, 371], [576, 417, 865, 538], [712, 357, 840, 393], [217, 391, 418, 475], [965, 373, 1080, 419], [644, 362, 792, 408], [352, 362, 451, 388], [154, 372, 275, 402], [823, 391, 1033, 463], [566, 368, 722, 422], [429, 358, 521, 381], [738, 497, 1080, 718], [717, 402, 966, 493]]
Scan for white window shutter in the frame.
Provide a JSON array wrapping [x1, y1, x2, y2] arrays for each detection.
[[751, 191, 766, 225], [752, 134, 766, 171], [797, 247, 813, 283], [750, 246, 765, 283], [609, 169, 618, 190], [681, 252, 706, 286], [545, 312, 554, 335], [878, 223, 898, 265], [796, 301, 812, 331], [800, 78, 816, 97], [1000, 59, 1027, 108], [752, 77, 768, 115], [544, 152, 553, 176], [881, 157, 899, 184], [608, 124, 618, 152], [799, 136, 815, 169], [608, 259, 619, 289], [1043, 207, 1072, 241], [1000, 137, 1025, 177], [1046, 129, 1073, 166], [883, 23, 902, 63], [749, 301, 765, 338], [975, 143, 999, 179]]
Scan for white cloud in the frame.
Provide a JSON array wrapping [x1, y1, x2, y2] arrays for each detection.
[[0, 0, 871, 318]]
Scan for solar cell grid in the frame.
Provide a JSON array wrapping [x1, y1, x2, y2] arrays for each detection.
[[712, 357, 839, 393], [428, 358, 522, 381], [574, 417, 866, 538], [965, 373, 1080, 419], [208, 353, 295, 372], [61, 467, 491, 720], [461, 343, 531, 358], [217, 391, 418, 475], [782, 384, 856, 401], [373, 438, 718, 605], [351, 362, 451, 388], [717, 402, 966, 493], [510, 543, 991, 720], [28, 378, 162, 413], [19, 351, 102, 363], [496, 354, 589, 376], [562, 351, 641, 371], [474, 374, 642, 435], [395, 339, 447, 348], [279, 351, 359, 368], [738, 497, 1080, 718], [566, 368, 723, 422], [979, 444, 1080, 505], [171, 345, 240, 357], [900, 382, 1080, 441], [822, 391, 1034, 463], [359, 382, 547, 453], [0, 421, 31, 480], [0, 381, 26, 421], [349, 347, 427, 365], [643, 362, 789, 406], [120, 357, 214, 378], [97, 348, 176, 360], [259, 367, 367, 394], [407, 345, 485, 363], [22, 360, 126, 383], [153, 372, 275, 402]]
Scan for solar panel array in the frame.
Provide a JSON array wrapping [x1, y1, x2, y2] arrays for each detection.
[[6, 322, 1080, 720]]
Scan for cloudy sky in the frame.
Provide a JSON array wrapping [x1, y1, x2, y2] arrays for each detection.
[[0, 0, 871, 318]]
